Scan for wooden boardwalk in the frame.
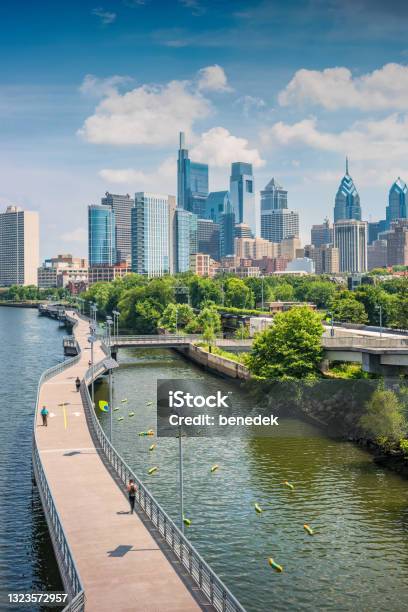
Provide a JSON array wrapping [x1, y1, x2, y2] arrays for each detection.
[[35, 313, 203, 612]]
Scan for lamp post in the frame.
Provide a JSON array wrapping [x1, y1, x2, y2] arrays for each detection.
[[178, 426, 184, 534], [112, 310, 120, 340], [106, 317, 114, 442], [88, 334, 96, 405]]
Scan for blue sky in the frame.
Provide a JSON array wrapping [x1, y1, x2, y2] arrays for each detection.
[[2, 0, 408, 257]]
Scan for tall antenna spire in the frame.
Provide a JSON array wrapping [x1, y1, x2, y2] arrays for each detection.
[[345, 156, 349, 175], [179, 131, 186, 150]]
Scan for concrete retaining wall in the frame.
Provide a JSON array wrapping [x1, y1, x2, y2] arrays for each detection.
[[185, 344, 250, 380]]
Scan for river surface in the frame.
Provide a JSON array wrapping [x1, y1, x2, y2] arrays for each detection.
[[95, 346, 408, 612], [0, 308, 65, 611], [2, 309, 408, 612]]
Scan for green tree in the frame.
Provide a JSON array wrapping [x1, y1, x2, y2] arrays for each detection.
[[274, 283, 295, 302], [359, 389, 407, 443], [159, 303, 196, 332], [354, 285, 392, 326], [388, 277, 408, 329], [329, 292, 368, 324], [247, 306, 324, 379], [189, 277, 223, 308], [196, 306, 222, 335], [224, 278, 255, 308], [303, 281, 337, 308]]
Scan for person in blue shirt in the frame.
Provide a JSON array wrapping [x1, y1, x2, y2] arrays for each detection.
[[41, 406, 49, 427]]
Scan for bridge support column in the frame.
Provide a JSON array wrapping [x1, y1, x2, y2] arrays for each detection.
[[362, 353, 407, 377]]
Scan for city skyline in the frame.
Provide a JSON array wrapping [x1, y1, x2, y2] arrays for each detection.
[[2, 0, 408, 257]]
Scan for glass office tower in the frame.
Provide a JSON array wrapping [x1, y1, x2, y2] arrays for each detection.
[[205, 190, 235, 257], [131, 193, 170, 277], [386, 178, 407, 227], [334, 158, 362, 222], [177, 132, 209, 217], [174, 208, 198, 272], [101, 192, 134, 263], [230, 162, 257, 236], [88, 204, 116, 266]]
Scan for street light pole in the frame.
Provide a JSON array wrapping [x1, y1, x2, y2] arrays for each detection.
[[88, 333, 96, 406], [106, 317, 113, 442], [178, 427, 184, 534]]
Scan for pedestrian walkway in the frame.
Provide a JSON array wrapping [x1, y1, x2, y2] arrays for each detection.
[[35, 313, 203, 612]]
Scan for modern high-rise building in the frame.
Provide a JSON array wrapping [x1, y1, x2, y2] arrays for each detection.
[[386, 177, 407, 227], [0, 206, 39, 286], [260, 177, 299, 243], [131, 193, 170, 277], [334, 219, 367, 272], [304, 243, 339, 274], [234, 223, 253, 239], [261, 178, 287, 211], [367, 240, 387, 270], [311, 218, 333, 247], [101, 192, 134, 263], [230, 162, 258, 236], [177, 132, 209, 217], [88, 204, 116, 266], [368, 219, 388, 244], [197, 219, 220, 261], [174, 208, 198, 273], [235, 236, 279, 260], [205, 191, 235, 257], [261, 209, 299, 243], [386, 219, 408, 266], [334, 158, 362, 222]]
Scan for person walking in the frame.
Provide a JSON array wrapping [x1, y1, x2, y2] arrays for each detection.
[[41, 406, 49, 427], [126, 479, 137, 514], [75, 376, 81, 392]]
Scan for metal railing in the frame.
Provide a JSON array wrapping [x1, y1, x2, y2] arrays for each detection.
[[32, 314, 85, 612], [82, 361, 246, 612], [322, 335, 408, 349], [108, 334, 202, 345]]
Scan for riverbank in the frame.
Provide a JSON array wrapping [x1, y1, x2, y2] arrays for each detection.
[[0, 300, 43, 308], [183, 342, 408, 478]]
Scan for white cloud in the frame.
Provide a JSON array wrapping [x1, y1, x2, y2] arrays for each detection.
[[191, 126, 265, 168], [262, 114, 408, 162], [78, 79, 211, 146], [278, 63, 408, 111], [60, 227, 87, 243], [92, 7, 117, 25], [197, 65, 232, 92], [99, 157, 176, 192], [79, 74, 132, 97]]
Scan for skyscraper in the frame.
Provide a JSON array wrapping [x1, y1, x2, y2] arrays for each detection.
[[174, 209, 198, 273], [260, 177, 299, 243], [311, 218, 333, 247], [197, 219, 220, 261], [261, 177, 287, 211], [386, 219, 408, 266], [131, 193, 170, 277], [205, 190, 235, 257], [386, 178, 407, 226], [334, 219, 367, 272], [334, 158, 361, 222], [230, 162, 258, 236], [0, 206, 39, 286], [88, 204, 116, 266], [101, 192, 134, 263], [177, 132, 209, 217]]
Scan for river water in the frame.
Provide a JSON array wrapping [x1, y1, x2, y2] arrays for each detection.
[[95, 346, 408, 612], [0, 308, 64, 611], [2, 309, 408, 612]]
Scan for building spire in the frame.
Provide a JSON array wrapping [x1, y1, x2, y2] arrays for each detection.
[[345, 156, 349, 175], [179, 131, 186, 150]]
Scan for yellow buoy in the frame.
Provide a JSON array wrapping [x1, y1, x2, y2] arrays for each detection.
[[268, 558, 283, 572], [211, 464, 219, 473], [149, 444, 157, 451], [254, 503, 263, 514], [148, 466, 158, 475], [147, 429, 154, 436], [183, 516, 191, 527], [128, 412, 135, 417], [117, 417, 124, 421], [303, 524, 314, 536], [282, 480, 295, 490]]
